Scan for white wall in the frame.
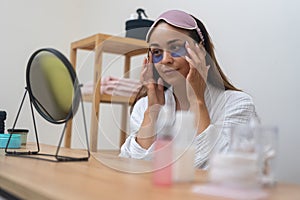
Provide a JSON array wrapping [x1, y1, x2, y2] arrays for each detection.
[[0, 0, 299, 184], [0, 0, 83, 145]]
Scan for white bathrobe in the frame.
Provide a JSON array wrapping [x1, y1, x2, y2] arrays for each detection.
[[119, 83, 258, 169]]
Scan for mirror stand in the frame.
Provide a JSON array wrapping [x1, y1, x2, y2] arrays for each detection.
[[5, 87, 90, 162]]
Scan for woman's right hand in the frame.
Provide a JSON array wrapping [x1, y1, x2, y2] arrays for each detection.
[[140, 53, 165, 110], [136, 54, 165, 149]]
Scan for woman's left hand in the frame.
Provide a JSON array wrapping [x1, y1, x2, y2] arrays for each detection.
[[185, 41, 210, 104], [185, 41, 211, 134]]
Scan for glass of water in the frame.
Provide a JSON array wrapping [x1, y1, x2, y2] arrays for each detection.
[[255, 125, 279, 186]]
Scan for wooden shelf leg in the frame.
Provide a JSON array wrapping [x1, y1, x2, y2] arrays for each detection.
[[90, 94, 100, 152], [64, 48, 77, 148], [119, 105, 128, 148], [90, 44, 103, 152], [119, 55, 132, 147]]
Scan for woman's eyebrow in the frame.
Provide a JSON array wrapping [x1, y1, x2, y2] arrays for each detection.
[[150, 39, 182, 48], [149, 43, 160, 48], [167, 39, 181, 45]]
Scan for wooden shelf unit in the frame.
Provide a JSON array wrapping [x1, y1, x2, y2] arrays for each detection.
[[64, 33, 148, 152]]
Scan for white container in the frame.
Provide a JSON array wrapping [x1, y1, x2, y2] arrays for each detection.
[[172, 111, 197, 182], [209, 152, 260, 189]]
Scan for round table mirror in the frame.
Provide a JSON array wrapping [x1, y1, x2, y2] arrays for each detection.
[[6, 48, 89, 162], [26, 48, 80, 124]]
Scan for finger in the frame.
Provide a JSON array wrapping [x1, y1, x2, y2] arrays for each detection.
[[157, 77, 164, 91], [185, 55, 195, 69], [141, 57, 148, 76], [185, 42, 200, 66], [185, 42, 208, 77], [140, 65, 148, 82], [186, 61, 198, 80], [195, 43, 207, 68], [146, 82, 159, 107], [147, 63, 154, 76], [143, 57, 148, 65], [186, 55, 207, 82], [185, 41, 206, 66], [148, 50, 153, 63], [146, 51, 155, 79], [141, 57, 155, 84], [140, 58, 153, 84], [194, 43, 206, 58], [157, 78, 165, 104]]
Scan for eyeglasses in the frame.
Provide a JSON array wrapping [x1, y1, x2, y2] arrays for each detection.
[[149, 43, 188, 63]]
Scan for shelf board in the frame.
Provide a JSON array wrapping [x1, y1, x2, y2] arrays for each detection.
[[71, 33, 148, 56], [83, 93, 136, 105]]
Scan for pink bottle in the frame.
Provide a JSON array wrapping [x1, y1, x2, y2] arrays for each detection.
[[153, 134, 173, 186]]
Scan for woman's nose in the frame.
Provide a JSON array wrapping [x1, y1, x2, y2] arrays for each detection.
[[160, 51, 174, 64]]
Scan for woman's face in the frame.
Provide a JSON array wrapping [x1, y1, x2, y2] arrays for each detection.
[[149, 22, 195, 86]]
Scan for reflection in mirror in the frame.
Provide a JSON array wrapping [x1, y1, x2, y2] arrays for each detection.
[[29, 51, 75, 123]]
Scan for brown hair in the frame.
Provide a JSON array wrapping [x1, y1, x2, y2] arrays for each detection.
[[190, 15, 240, 91]]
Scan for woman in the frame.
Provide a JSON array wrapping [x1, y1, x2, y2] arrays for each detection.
[[119, 10, 258, 168]]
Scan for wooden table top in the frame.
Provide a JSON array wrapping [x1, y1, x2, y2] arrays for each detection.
[[0, 144, 299, 200]]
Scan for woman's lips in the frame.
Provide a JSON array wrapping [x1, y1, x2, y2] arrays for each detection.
[[163, 69, 178, 75]]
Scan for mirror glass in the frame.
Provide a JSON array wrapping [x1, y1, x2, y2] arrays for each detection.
[[26, 49, 80, 124]]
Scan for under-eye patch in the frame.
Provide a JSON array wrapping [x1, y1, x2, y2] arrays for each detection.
[[150, 43, 188, 63]]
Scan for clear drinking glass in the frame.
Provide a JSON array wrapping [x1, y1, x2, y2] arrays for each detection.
[[255, 126, 279, 186]]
